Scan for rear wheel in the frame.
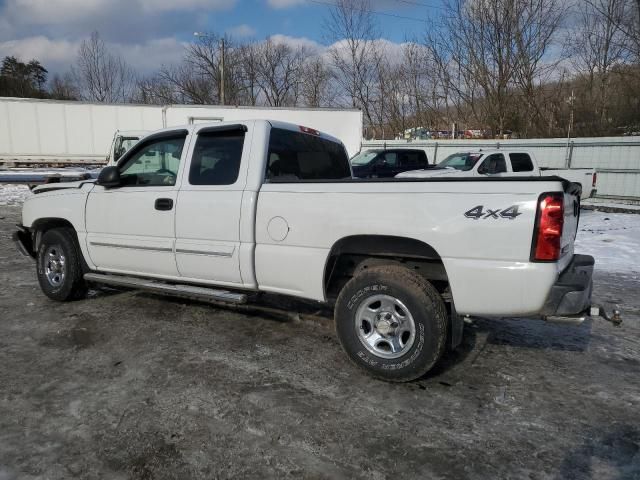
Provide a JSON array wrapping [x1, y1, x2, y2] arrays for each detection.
[[334, 264, 448, 382], [37, 228, 87, 301]]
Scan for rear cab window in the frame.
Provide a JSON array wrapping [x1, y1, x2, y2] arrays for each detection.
[[510, 153, 534, 172], [266, 127, 351, 182]]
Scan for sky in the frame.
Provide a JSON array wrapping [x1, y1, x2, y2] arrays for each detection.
[[0, 0, 441, 75]]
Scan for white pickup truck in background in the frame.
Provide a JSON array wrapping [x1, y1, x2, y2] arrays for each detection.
[[14, 120, 607, 382], [397, 150, 597, 198]]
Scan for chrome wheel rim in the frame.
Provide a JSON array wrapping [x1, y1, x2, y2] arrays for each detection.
[[354, 294, 416, 359], [44, 245, 66, 287]]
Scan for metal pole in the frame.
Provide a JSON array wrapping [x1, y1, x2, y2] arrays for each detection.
[[220, 38, 226, 106], [565, 89, 575, 168]]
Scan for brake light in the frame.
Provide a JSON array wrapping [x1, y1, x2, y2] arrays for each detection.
[[299, 125, 320, 136], [532, 193, 564, 261], [592, 172, 597, 188]]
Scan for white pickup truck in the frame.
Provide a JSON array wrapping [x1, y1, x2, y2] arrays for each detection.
[[397, 150, 597, 198], [14, 120, 602, 381]]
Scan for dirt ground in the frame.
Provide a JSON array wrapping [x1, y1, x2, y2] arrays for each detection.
[[0, 205, 639, 480]]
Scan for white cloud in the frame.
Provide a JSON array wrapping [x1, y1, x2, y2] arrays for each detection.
[[113, 37, 187, 72], [326, 38, 414, 65], [138, 0, 236, 12], [0, 36, 79, 65], [0, 35, 187, 74], [1, 0, 235, 30], [4, 0, 114, 25], [226, 24, 257, 38], [268, 34, 324, 53], [267, 0, 306, 8]]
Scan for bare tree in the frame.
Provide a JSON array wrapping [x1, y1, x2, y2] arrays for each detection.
[[325, 0, 380, 129], [238, 43, 261, 106], [569, 0, 630, 129], [133, 75, 179, 105], [300, 56, 336, 107], [49, 72, 79, 100], [254, 38, 305, 107], [156, 63, 214, 104], [425, 0, 564, 137], [75, 32, 134, 102]]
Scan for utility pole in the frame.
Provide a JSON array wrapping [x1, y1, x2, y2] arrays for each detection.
[[565, 89, 575, 168], [220, 37, 225, 106]]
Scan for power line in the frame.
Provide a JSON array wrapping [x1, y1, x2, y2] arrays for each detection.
[[307, 0, 441, 23]]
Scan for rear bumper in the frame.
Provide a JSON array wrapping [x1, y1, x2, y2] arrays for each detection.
[[12, 226, 35, 258], [541, 254, 594, 316]]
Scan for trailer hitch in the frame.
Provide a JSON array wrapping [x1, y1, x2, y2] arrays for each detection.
[[544, 304, 622, 326], [590, 304, 622, 327]]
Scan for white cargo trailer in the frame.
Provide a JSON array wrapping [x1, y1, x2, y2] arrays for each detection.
[[0, 97, 363, 167]]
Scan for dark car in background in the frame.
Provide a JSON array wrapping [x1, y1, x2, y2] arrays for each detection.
[[350, 148, 430, 178]]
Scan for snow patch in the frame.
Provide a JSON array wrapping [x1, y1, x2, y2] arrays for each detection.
[[0, 184, 31, 206], [575, 210, 640, 276]]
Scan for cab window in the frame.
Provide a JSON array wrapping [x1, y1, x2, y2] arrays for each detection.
[[380, 152, 397, 166], [266, 128, 351, 182], [477, 154, 507, 174], [398, 151, 427, 168], [510, 153, 534, 172], [119, 135, 186, 187], [189, 129, 245, 185]]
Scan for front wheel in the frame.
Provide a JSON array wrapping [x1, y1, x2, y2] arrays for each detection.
[[334, 264, 448, 382], [37, 228, 88, 301]]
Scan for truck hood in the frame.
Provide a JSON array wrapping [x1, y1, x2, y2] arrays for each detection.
[[395, 168, 468, 179], [32, 179, 96, 194]]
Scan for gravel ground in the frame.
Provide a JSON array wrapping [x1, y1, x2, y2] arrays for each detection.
[[0, 205, 638, 479]]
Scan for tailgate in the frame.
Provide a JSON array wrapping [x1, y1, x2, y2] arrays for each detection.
[[559, 190, 580, 271]]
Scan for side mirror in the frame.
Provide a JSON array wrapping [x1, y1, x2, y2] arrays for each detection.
[[97, 166, 121, 188]]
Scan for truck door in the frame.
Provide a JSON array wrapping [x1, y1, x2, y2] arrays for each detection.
[[85, 130, 188, 277], [174, 124, 249, 285]]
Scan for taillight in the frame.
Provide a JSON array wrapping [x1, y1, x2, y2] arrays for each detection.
[[592, 172, 597, 188], [532, 193, 564, 262]]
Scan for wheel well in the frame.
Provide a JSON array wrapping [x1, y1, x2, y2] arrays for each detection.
[[31, 218, 76, 251], [323, 235, 449, 301]]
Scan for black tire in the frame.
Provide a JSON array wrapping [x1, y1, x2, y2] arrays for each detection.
[[335, 264, 448, 382], [37, 228, 88, 301]]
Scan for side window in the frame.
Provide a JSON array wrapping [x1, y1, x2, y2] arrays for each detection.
[[510, 153, 534, 172], [266, 128, 351, 182], [477, 154, 507, 175], [188, 129, 245, 185], [398, 152, 425, 168], [382, 152, 397, 166], [119, 135, 186, 187]]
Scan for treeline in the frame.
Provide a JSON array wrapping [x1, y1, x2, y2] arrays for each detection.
[[1, 0, 639, 138]]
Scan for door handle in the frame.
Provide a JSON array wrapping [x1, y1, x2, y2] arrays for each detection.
[[154, 198, 174, 211]]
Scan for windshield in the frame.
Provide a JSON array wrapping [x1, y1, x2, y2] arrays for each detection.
[[351, 151, 380, 166], [438, 153, 482, 171]]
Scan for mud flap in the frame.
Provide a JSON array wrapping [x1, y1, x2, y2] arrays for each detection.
[[12, 226, 35, 258], [450, 303, 464, 349]]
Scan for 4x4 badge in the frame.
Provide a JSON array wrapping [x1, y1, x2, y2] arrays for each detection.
[[464, 205, 522, 220]]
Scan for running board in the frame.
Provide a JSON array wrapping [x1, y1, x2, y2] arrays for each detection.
[[84, 273, 248, 304]]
